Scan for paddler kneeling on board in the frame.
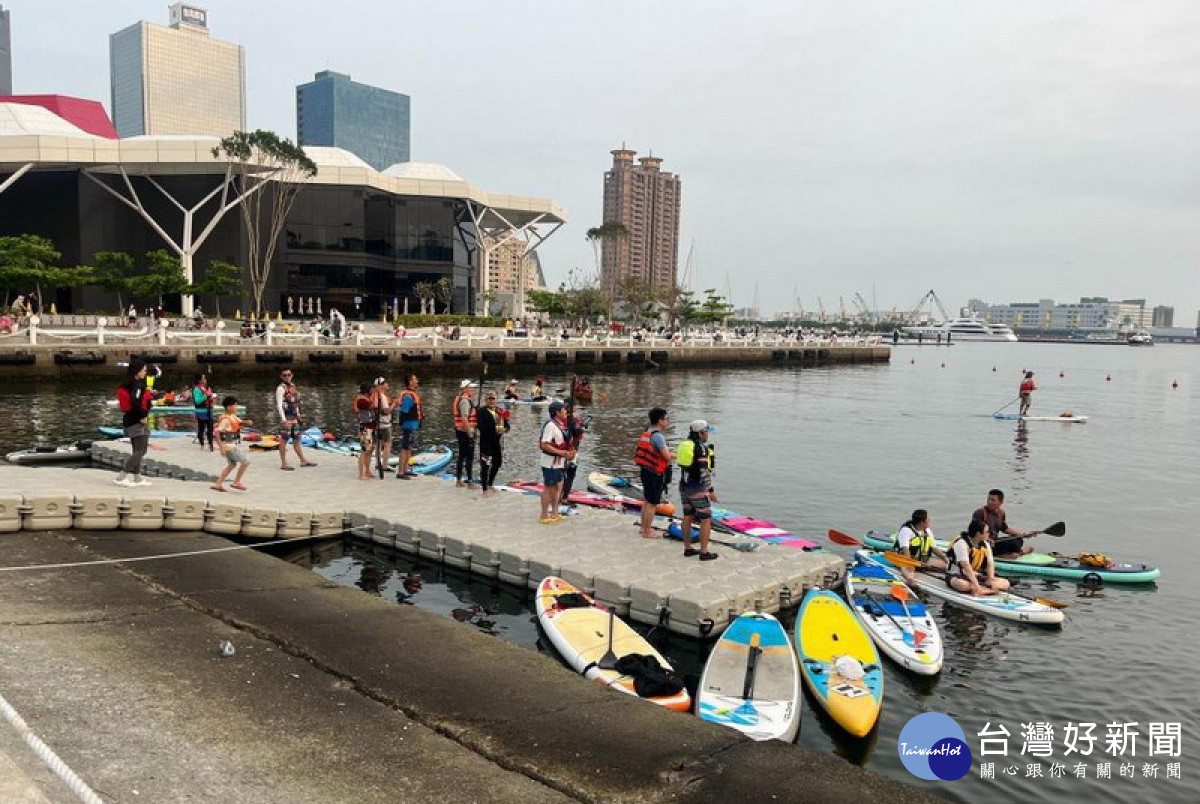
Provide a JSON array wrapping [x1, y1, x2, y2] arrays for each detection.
[[948, 520, 1010, 596], [893, 508, 948, 581]]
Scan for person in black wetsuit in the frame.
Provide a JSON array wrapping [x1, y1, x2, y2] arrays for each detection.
[[476, 390, 510, 497]]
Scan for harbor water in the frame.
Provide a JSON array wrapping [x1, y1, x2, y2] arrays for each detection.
[[1, 341, 1197, 803]]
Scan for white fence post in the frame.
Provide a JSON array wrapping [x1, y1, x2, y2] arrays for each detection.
[[158, 319, 169, 346], [215, 320, 225, 346], [97, 317, 107, 346], [266, 322, 275, 346], [27, 315, 39, 345]]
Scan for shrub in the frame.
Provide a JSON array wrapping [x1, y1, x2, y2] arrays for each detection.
[[392, 314, 506, 329]]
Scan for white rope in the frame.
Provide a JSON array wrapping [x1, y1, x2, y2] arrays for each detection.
[[0, 531, 335, 573], [0, 692, 104, 804]]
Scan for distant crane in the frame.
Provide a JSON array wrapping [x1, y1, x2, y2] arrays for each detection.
[[816, 297, 826, 322], [852, 292, 873, 323], [906, 290, 952, 324]]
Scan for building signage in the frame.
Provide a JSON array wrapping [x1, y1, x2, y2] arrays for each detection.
[[170, 3, 208, 29]]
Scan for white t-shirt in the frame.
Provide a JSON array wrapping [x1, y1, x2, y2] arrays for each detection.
[[951, 538, 992, 575], [539, 420, 566, 469], [897, 525, 934, 551]]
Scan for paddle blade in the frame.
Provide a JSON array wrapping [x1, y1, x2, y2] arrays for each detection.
[[1035, 597, 1069, 609], [828, 529, 864, 547], [1043, 521, 1066, 537], [890, 585, 911, 603], [913, 630, 927, 647], [882, 550, 922, 569]]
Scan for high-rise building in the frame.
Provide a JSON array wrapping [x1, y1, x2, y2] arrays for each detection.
[[1, 5, 12, 95], [296, 71, 410, 171], [600, 147, 681, 297], [109, 3, 245, 137], [485, 236, 544, 298], [1152, 305, 1174, 328]]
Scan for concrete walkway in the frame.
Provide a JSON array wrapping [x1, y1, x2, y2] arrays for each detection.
[[0, 529, 943, 803]]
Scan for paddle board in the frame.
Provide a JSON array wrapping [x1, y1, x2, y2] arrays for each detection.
[[845, 560, 943, 675], [715, 515, 821, 551], [994, 413, 1088, 423], [535, 576, 691, 711], [794, 589, 883, 737], [587, 471, 675, 516], [5, 442, 93, 465], [861, 531, 1159, 584], [105, 400, 245, 415], [858, 550, 1065, 625], [697, 612, 801, 741], [98, 426, 191, 438]]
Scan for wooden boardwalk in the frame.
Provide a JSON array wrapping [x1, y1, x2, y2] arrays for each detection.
[[2, 439, 843, 638]]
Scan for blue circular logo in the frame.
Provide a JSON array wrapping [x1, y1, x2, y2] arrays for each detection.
[[897, 712, 972, 781]]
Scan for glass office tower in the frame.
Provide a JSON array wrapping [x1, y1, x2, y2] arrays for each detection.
[[1, 5, 12, 95], [296, 71, 411, 171]]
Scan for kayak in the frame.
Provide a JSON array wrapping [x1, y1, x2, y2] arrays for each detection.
[[5, 442, 93, 465], [587, 471, 675, 516], [535, 576, 691, 711], [696, 612, 801, 741], [858, 550, 1065, 625], [994, 413, 1088, 423], [845, 559, 943, 676], [794, 589, 883, 737], [861, 531, 1160, 584]]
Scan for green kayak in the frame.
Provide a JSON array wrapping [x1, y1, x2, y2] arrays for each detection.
[[862, 531, 1160, 584]]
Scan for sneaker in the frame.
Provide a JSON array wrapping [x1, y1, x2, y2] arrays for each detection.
[[133, 476, 153, 487], [699, 552, 719, 561], [683, 548, 701, 558], [113, 473, 129, 486]]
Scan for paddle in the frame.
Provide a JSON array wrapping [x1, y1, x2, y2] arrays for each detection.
[[994, 521, 1066, 546], [735, 633, 762, 722], [890, 585, 927, 647], [858, 589, 919, 647], [596, 606, 619, 671], [991, 395, 1021, 416], [659, 521, 761, 552]]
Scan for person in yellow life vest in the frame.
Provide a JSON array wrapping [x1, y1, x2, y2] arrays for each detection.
[[948, 519, 1009, 596], [892, 509, 948, 580], [634, 407, 673, 539], [452, 379, 478, 488], [677, 420, 719, 561]]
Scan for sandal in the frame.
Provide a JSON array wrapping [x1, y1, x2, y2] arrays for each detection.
[[280, 466, 295, 471], [231, 483, 248, 491], [300, 462, 318, 467]]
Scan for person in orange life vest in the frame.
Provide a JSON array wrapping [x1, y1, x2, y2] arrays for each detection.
[[452, 379, 478, 488], [212, 396, 253, 492], [635, 407, 674, 539], [395, 374, 423, 480], [948, 519, 1009, 596], [1018, 371, 1037, 416]]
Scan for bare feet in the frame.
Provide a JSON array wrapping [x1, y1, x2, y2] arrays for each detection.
[[230, 482, 248, 491], [211, 484, 227, 492]]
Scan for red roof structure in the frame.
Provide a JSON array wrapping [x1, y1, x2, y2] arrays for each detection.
[[0, 95, 117, 138]]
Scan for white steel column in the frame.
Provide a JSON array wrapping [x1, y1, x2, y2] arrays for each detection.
[[0, 163, 33, 196], [465, 201, 562, 318]]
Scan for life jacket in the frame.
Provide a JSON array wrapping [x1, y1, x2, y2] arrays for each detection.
[[192, 386, 212, 411], [676, 439, 714, 486], [452, 391, 477, 430], [952, 536, 991, 575], [280, 385, 300, 420], [634, 430, 669, 475], [894, 526, 936, 560], [217, 412, 241, 443], [398, 389, 422, 424], [354, 394, 376, 427], [1020, 379, 1035, 393]]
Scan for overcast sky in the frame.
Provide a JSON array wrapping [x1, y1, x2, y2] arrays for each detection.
[[7, 0, 1200, 320]]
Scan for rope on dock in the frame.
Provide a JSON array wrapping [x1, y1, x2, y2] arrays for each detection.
[[0, 692, 105, 804], [0, 531, 338, 573]]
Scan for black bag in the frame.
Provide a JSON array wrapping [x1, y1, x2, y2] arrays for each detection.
[[614, 653, 685, 698], [553, 593, 592, 610]]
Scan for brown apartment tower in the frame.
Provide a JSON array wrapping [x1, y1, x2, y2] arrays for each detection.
[[601, 147, 681, 297]]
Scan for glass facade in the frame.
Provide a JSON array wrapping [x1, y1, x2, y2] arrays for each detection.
[[1, 5, 11, 95], [296, 71, 411, 170]]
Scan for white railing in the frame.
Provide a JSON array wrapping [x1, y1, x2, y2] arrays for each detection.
[[5, 316, 881, 351]]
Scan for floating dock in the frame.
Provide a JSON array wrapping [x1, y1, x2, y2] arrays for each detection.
[[1, 438, 844, 638]]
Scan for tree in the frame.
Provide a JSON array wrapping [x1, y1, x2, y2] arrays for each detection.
[[0, 234, 59, 310], [92, 251, 136, 313], [525, 288, 569, 318], [481, 289, 500, 317], [414, 281, 435, 315], [666, 287, 699, 329], [585, 221, 629, 307], [615, 276, 660, 325], [434, 277, 454, 314], [212, 130, 317, 315], [130, 249, 189, 308], [193, 259, 243, 319], [694, 288, 734, 325]]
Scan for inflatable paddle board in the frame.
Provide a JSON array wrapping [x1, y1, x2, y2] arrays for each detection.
[[795, 589, 883, 737]]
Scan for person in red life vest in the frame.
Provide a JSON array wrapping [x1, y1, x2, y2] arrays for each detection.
[[211, 396, 253, 492], [114, 359, 156, 487], [634, 407, 674, 539], [452, 379, 478, 488], [1018, 371, 1037, 416], [396, 374, 423, 480], [353, 382, 377, 481]]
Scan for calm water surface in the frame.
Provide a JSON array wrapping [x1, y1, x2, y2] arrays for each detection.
[[2, 342, 1197, 803]]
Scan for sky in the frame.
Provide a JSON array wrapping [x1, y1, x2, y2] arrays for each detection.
[[6, 0, 1200, 322]]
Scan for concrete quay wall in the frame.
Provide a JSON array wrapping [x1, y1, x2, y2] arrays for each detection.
[[0, 341, 890, 378]]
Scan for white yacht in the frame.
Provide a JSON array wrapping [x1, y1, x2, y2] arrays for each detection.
[[1127, 330, 1154, 346], [901, 315, 1018, 342]]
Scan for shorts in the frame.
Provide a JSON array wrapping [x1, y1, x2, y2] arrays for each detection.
[[376, 426, 392, 446], [279, 421, 300, 441], [681, 488, 712, 521], [639, 467, 665, 505], [224, 448, 249, 465], [400, 428, 419, 450], [541, 467, 565, 486], [358, 427, 375, 450]]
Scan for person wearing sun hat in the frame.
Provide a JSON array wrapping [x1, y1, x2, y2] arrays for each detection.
[[676, 419, 718, 560], [452, 379, 478, 488]]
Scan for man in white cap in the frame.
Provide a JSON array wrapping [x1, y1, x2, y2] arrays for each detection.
[[452, 379, 478, 487], [676, 419, 718, 560]]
